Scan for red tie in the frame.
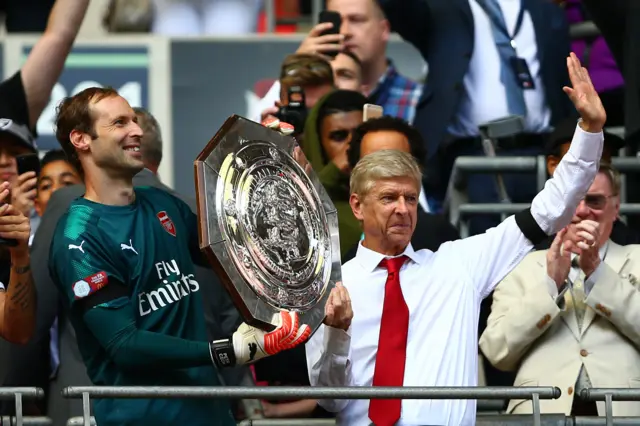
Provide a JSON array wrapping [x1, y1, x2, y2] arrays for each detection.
[[369, 255, 410, 426]]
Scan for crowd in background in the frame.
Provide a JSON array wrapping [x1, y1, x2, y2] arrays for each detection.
[[0, 0, 640, 424]]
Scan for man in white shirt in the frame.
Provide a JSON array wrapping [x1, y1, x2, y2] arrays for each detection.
[[306, 54, 606, 426], [480, 163, 640, 417]]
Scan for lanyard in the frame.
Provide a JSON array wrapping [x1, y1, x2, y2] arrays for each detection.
[[475, 0, 526, 51]]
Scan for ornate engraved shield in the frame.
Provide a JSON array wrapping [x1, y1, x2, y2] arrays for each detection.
[[194, 115, 341, 333]]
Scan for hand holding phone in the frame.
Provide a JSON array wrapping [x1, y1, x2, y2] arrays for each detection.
[[12, 153, 40, 218], [0, 181, 18, 247], [363, 104, 384, 122], [296, 11, 343, 60]]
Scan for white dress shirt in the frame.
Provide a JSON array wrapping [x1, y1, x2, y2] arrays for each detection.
[[448, 0, 551, 137], [306, 124, 603, 426]]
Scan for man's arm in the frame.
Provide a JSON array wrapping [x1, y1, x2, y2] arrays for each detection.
[[0, 186, 36, 344], [582, 257, 640, 349], [306, 283, 353, 413], [450, 54, 605, 298], [479, 254, 563, 372], [21, 0, 89, 129], [376, 0, 431, 52]]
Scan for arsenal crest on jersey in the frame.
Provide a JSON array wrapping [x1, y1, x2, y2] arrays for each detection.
[[157, 211, 176, 237]]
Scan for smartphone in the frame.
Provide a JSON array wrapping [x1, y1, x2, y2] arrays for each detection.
[[16, 153, 41, 177], [363, 104, 384, 122], [318, 10, 342, 58]]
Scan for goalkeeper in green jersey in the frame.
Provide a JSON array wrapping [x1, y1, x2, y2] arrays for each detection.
[[48, 87, 309, 426]]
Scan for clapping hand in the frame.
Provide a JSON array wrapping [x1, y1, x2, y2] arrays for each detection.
[[547, 228, 572, 289], [563, 52, 606, 133], [568, 220, 601, 277], [324, 282, 353, 331], [0, 181, 30, 253]]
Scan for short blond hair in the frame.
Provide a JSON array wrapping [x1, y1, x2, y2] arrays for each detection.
[[598, 161, 621, 196], [350, 150, 422, 197]]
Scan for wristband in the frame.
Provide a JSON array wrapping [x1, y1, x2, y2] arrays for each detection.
[[209, 338, 237, 368]]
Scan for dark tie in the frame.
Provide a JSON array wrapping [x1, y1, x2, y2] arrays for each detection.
[[369, 255, 410, 426], [475, 0, 527, 116]]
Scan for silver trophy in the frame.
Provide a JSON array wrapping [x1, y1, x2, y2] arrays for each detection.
[[194, 115, 341, 333]]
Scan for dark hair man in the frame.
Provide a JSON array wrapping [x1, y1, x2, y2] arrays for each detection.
[[48, 87, 309, 426]]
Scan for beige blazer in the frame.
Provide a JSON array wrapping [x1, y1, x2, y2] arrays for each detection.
[[479, 241, 640, 416]]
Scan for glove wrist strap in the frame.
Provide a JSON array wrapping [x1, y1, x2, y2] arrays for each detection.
[[210, 338, 236, 368]]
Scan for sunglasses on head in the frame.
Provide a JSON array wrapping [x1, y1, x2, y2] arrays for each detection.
[[281, 61, 332, 79], [584, 194, 614, 210]]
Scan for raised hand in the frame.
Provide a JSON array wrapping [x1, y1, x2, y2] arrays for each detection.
[[10, 171, 37, 217], [546, 227, 572, 289], [0, 181, 31, 252], [324, 282, 353, 331], [297, 22, 344, 61], [562, 52, 606, 133]]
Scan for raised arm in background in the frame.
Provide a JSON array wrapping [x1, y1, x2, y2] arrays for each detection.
[[21, 0, 90, 129]]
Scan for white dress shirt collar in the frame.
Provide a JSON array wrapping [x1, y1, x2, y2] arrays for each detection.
[[355, 241, 424, 273]]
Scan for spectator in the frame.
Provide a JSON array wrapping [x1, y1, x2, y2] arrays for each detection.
[[542, 118, 640, 247], [302, 89, 368, 256], [0, 182, 36, 344], [305, 55, 606, 426], [152, 0, 263, 35], [481, 163, 640, 417], [33, 150, 81, 217], [342, 116, 460, 262], [332, 51, 363, 92], [380, 0, 575, 233], [257, 0, 421, 124], [279, 53, 336, 108], [0, 0, 55, 32], [563, 0, 625, 127]]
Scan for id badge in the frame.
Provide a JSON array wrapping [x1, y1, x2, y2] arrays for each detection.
[[510, 57, 535, 90]]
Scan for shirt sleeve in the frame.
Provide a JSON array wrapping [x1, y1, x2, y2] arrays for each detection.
[[306, 324, 353, 413], [49, 230, 126, 308], [450, 123, 603, 298]]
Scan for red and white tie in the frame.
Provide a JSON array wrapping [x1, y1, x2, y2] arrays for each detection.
[[369, 255, 410, 426]]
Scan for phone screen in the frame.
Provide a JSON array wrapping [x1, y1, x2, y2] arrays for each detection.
[[16, 153, 41, 177]]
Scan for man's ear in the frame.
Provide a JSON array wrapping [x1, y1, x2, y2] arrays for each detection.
[[70, 130, 91, 152], [350, 193, 364, 221]]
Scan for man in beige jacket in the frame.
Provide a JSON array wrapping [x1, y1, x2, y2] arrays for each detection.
[[480, 162, 640, 416]]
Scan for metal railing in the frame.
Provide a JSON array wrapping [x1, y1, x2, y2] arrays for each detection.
[[1, 417, 52, 426], [0, 388, 45, 426], [447, 155, 640, 237], [62, 386, 560, 426], [580, 389, 640, 426]]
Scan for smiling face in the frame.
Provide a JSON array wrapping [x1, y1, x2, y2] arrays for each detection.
[[34, 159, 82, 216], [74, 95, 145, 178]]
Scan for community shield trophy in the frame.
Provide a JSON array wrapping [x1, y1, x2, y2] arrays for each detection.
[[194, 115, 341, 333]]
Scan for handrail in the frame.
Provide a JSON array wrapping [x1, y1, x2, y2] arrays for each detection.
[[0, 388, 45, 426], [1, 417, 52, 425], [63, 386, 560, 426], [580, 389, 640, 426]]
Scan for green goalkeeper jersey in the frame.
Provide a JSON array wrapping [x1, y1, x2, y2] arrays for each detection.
[[49, 186, 235, 426]]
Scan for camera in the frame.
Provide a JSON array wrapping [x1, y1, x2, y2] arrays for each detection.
[[275, 86, 308, 136]]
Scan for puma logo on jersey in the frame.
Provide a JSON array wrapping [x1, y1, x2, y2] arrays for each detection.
[[68, 241, 85, 253], [120, 239, 138, 255]]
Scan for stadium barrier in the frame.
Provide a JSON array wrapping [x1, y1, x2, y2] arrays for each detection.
[[62, 385, 560, 426], [0, 388, 45, 426], [447, 155, 640, 237], [581, 389, 640, 426]]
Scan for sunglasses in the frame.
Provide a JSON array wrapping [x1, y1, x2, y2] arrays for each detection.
[[281, 61, 332, 79], [584, 194, 614, 210]]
